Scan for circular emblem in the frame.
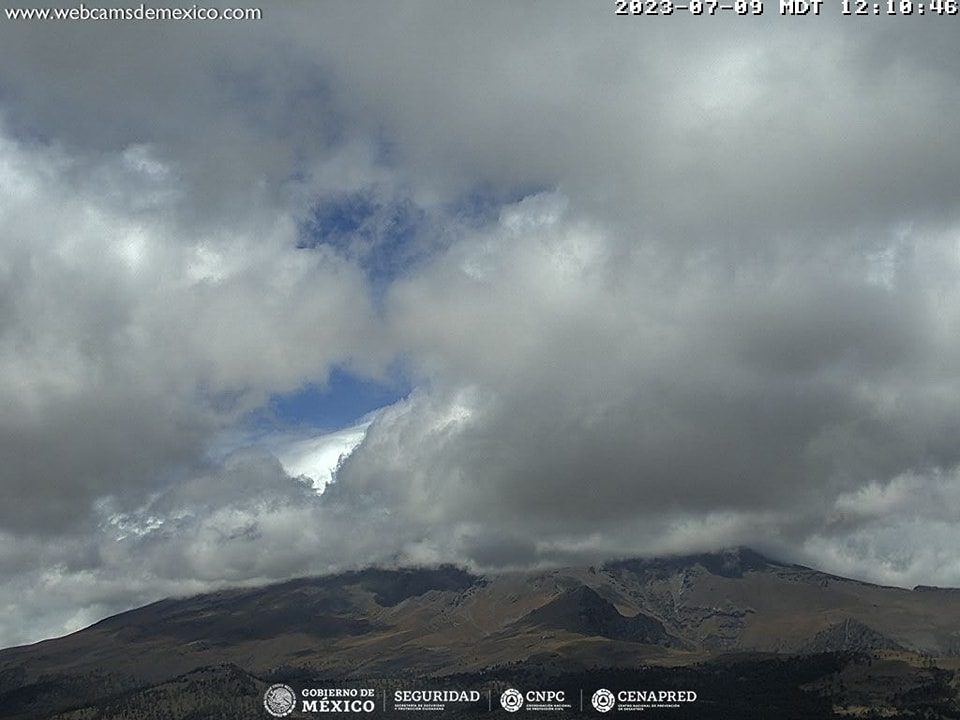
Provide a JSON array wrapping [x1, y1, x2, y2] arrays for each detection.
[[500, 688, 524, 712], [263, 683, 297, 717], [592, 688, 616, 713]]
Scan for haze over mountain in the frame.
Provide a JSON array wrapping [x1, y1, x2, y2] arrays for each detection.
[[2, 548, 959, 719]]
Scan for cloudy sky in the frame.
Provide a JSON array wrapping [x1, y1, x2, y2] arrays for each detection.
[[1, 2, 960, 647]]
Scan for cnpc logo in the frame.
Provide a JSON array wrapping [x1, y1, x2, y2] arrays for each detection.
[[500, 688, 524, 712], [500, 688, 568, 712]]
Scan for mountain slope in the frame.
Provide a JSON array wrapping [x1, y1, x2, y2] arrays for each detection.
[[518, 585, 682, 646], [2, 548, 959, 718]]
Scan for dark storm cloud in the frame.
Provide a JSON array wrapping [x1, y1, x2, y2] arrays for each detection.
[[0, 1, 959, 645]]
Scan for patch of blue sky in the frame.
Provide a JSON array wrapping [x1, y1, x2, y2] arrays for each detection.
[[298, 190, 428, 291], [297, 183, 550, 285], [251, 365, 411, 434]]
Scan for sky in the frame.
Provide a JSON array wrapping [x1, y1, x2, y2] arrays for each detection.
[[1, 2, 960, 647]]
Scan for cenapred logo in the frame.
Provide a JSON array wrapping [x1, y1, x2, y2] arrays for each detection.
[[591, 688, 615, 713], [500, 688, 524, 712], [590, 687, 697, 712], [263, 683, 297, 717]]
